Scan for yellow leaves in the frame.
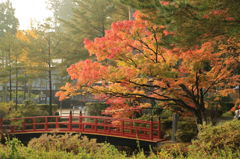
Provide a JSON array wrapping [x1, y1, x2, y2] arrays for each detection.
[[131, 78, 148, 85], [16, 30, 38, 43], [132, 90, 145, 95], [116, 60, 128, 67], [139, 103, 151, 108], [90, 85, 107, 93], [108, 66, 138, 81], [153, 80, 167, 87], [56, 83, 80, 101], [18, 49, 29, 62], [219, 89, 235, 97], [161, 49, 178, 65], [108, 83, 129, 94], [26, 30, 38, 39], [16, 31, 30, 42], [90, 82, 131, 96]]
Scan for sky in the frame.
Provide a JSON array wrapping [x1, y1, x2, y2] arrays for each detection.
[[0, 0, 53, 30]]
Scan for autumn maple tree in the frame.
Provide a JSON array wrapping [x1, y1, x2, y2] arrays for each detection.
[[56, 11, 240, 124]]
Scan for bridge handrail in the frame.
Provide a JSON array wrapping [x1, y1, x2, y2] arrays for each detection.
[[0, 115, 162, 142], [2, 115, 159, 122]]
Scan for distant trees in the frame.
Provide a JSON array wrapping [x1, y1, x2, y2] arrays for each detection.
[[0, 0, 19, 103], [48, 0, 129, 76], [0, 0, 131, 114]]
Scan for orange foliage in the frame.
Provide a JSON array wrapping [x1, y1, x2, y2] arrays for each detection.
[[67, 59, 108, 86]]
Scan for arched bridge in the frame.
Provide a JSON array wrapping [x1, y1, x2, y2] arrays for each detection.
[[0, 115, 163, 143]]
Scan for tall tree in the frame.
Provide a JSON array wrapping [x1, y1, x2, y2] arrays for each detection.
[[14, 30, 38, 105], [0, 0, 18, 36], [17, 30, 47, 101], [0, 0, 19, 102], [29, 20, 62, 115]]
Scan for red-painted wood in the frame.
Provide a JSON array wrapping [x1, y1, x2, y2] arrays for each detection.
[[158, 117, 161, 140], [0, 115, 162, 142]]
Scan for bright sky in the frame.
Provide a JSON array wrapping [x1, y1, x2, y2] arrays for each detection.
[[0, 0, 52, 30]]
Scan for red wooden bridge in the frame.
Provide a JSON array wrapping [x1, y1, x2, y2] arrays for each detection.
[[0, 115, 162, 142]]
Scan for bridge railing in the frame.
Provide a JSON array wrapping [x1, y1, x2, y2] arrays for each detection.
[[0, 115, 161, 142]]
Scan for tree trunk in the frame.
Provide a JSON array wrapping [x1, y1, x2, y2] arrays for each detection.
[[15, 60, 18, 110], [238, 85, 240, 99], [195, 111, 203, 125], [8, 48, 12, 102], [48, 36, 53, 115], [3, 85, 7, 102], [194, 107, 208, 131], [23, 73, 27, 101], [9, 65, 12, 101], [48, 68, 53, 115], [200, 109, 208, 124], [28, 84, 31, 99], [128, 7, 134, 20]]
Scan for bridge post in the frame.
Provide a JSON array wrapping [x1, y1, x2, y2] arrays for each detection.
[[33, 118, 36, 130], [121, 120, 124, 136], [56, 117, 59, 129], [22, 119, 25, 131], [150, 118, 153, 141], [130, 120, 133, 135], [171, 113, 179, 142], [104, 119, 107, 132], [94, 118, 97, 132], [44, 117, 48, 130], [79, 111, 83, 131], [108, 119, 111, 134], [0, 118, 2, 139], [0, 118, 2, 132], [69, 110, 72, 130], [158, 116, 161, 140]]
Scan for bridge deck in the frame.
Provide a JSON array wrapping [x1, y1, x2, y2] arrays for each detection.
[[0, 115, 162, 142]]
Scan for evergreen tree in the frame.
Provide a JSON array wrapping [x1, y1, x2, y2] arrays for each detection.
[[123, 0, 240, 46], [47, 0, 74, 28], [50, 0, 129, 75], [0, 0, 19, 102], [29, 20, 61, 115], [0, 0, 18, 36]]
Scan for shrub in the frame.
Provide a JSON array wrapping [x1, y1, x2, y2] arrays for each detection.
[[157, 142, 190, 158], [190, 120, 240, 152], [28, 133, 102, 154], [1, 133, 239, 159], [0, 138, 24, 159], [37, 104, 58, 113], [157, 147, 240, 159], [7, 101, 49, 119], [176, 120, 198, 142], [85, 102, 108, 116], [160, 119, 172, 139], [0, 102, 13, 118]]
